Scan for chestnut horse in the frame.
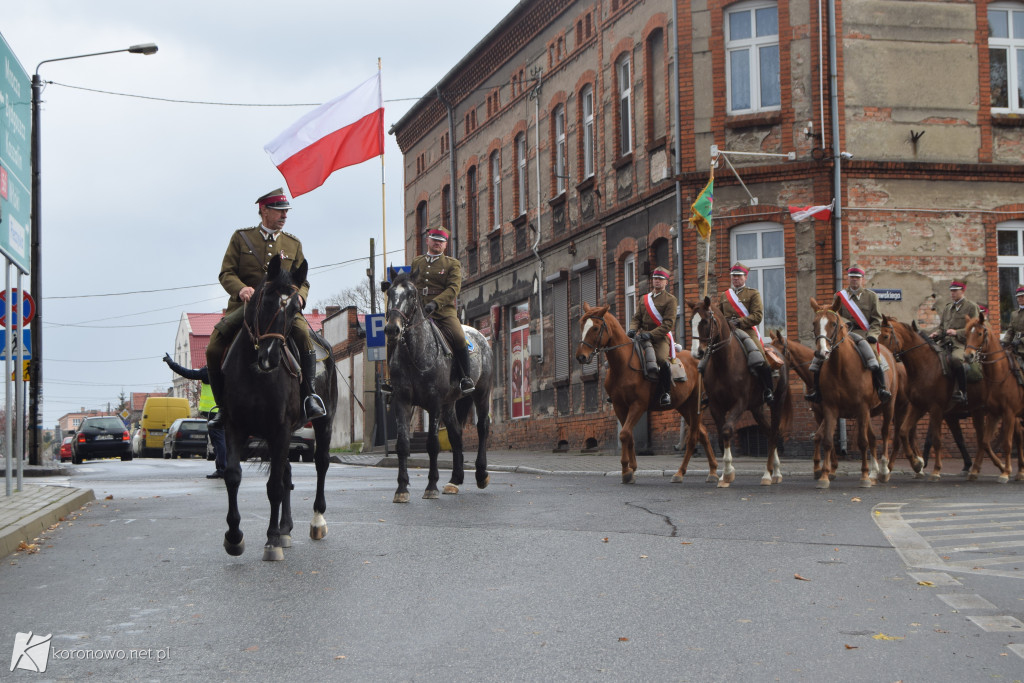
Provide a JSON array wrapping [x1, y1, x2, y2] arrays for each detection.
[[877, 315, 973, 479], [809, 297, 902, 488], [575, 303, 716, 484], [961, 312, 1019, 483], [772, 329, 916, 484], [689, 298, 792, 487]]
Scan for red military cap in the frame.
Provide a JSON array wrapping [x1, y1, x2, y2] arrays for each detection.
[[427, 227, 450, 242], [256, 187, 291, 210], [651, 266, 670, 280], [949, 279, 966, 290], [730, 262, 749, 276], [1015, 284, 1024, 296], [847, 264, 865, 277]]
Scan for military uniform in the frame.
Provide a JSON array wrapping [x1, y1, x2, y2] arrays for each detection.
[[1002, 287, 1024, 373], [718, 286, 763, 331], [410, 251, 467, 353], [714, 262, 775, 403], [629, 289, 677, 365], [930, 279, 980, 403], [836, 286, 882, 340]]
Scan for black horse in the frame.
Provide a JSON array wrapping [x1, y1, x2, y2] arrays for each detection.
[[382, 268, 493, 503], [219, 255, 338, 561]]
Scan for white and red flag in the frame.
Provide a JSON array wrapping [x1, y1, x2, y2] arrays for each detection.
[[788, 199, 834, 222], [265, 72, 384, 197]]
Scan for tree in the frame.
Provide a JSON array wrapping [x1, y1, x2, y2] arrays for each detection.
[[316, 279, 385, 314]]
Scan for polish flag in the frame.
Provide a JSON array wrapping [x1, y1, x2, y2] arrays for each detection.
[[789, 199, 835, 222], [265, 72, 384, 197]]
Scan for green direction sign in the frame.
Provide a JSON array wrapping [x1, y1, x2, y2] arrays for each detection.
[[0, 32, 31, 273]]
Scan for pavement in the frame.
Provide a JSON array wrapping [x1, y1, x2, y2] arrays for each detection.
[[0, 447, 1005, 561]]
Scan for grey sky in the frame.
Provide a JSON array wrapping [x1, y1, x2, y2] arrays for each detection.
[[3, 1, 517, 426]]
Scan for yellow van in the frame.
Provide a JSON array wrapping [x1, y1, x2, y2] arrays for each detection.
[[140, 397, 191, 457]]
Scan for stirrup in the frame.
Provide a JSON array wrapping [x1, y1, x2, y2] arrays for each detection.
[[380, 379, 393, 394], [208, 411, 226, 429], [699, 392, 709, 408], [804, 389, 821, 403], [459, 377, 475, 394], [877, 388, 892, 403], [763, 390, 774, 404], [952, 390, 967, 404], [659, 393, 672, 407], [304, 394, 327, 420]]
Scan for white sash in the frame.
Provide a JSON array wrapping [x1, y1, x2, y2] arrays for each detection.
[[837, 290, 869, 331], [643, 292, 675, 359], [725, 288, 764, 346]]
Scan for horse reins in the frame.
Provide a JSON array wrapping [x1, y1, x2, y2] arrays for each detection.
[[246, 283, 300, 350]]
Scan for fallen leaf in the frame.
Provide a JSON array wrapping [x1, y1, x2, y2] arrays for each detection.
[[245, 646, 259, 652], [680, 541, 692, 545], [872, 633, 904, 641], [873, 510, 881, 515], [640, 555, 648, 559], [794, 574, 811, 581], [602, 537, 609, 543], [916, 581, 934, 587], [618, 637, 629, 642], [844, 644, 858, 649], [334, 655, 346, 660], [378, 519, 385, 522], [105, 494, 114, 500]]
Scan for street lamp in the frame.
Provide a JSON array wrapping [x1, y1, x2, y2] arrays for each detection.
[[29, 43, 158, 463]]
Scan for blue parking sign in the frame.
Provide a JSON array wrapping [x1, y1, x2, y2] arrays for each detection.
[[365, 313, 386, 348]]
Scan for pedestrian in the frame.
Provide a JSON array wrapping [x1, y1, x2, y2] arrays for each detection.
[[806, 264, 891, 403], [718, 262, 775, 403], [384, 226, 474, 395], [627, 266, 678, 407], [205, 188, 326, 428], [929, 277, 980, 403], [163, 354, 226, 479]]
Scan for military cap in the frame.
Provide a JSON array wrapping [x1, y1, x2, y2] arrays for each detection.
[[427, 226, 450, 242], [730, 262, 749, 276], [651, 266, 670, 280], [847, 264, 865, 277], [256, 188, 291, 210], [1016, 284, 1024, 297], [949, 278, 966, 290]]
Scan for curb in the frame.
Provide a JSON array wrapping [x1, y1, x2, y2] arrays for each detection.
[[0, 486, 96, 560]]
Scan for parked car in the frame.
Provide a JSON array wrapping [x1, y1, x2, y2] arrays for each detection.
[[139, 397, 190, 457], [59, 436, 73, 462], [72, 416, 131, 464], [249, 422, 317, 463], [163, 418, 210, 459]]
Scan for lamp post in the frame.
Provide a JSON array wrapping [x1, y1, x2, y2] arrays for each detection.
[[29, 43, 158, 464]]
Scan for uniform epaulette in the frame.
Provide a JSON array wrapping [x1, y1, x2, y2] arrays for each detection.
[[281, 231, 300, 240]]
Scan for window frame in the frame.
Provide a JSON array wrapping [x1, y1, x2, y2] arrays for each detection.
[[516, 133, 528, 216], [581, 85, 595, 178], [554, 104, 567, 195], [623, 253, 637, 324], [725, 1, 781, 116], [997, 221, 1024, 327], [729, 222, 786, 336], [466, 166, 478, 244], [490, 150, 501, 232], [988, 3, 1024, 113], [616, 55, 633, 156]]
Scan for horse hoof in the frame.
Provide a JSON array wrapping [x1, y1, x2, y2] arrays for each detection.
[[705, 473, 719, 484], [393, 492, 410, 504], [309, 523, 328, 540], [443, 483, 459, 495], [760, 475, 772, 486], [772, 474, 783, 485], [223, 537, 245, 556], [859, 479, 873, 488], [671, 474, 684, 484], [828, 473, 836, 481], [622, 471, 636, 484], [716, 479, 731, 489], [262, 545, 284, 562], [1015, 473, 1024, 482], [877, 474, 890, 484], [423, 489, 440, 500], [815, 478, 830, 489], [966, 473, 978, 482], [928, 473, 942, 482], [279, 534, 292, 549], [997, 475, 1009, 484], [722, 472, 736, 484], [913, 471, 926, 479], [477, 474, 490, 489]]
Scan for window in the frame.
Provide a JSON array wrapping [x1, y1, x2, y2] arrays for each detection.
[[623, 253, 637, 324], [509, 302, 532, 418], [730, 223, 786, 334], [579, 266, 598, 376], [997, 222, 1024, 326], [466, 166, 478, 243], [441, 184, 451, 232], [581, 85, 595, 178], [490, 151, 501, 231], [415, 200, 428, 255], [646, 29, 667, 142], [616, 55, 632, 155], [989, 5, 1024, 112], [516, 133, 528, 216], [553, 278, 569, 380], [554, 105, 567, 194], [726, 2, 780, 114]]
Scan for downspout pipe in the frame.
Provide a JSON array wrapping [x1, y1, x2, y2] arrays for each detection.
[[436, 86, 460, 260], [671, 1, 683, 334], [827, 0, 848, 453], [530, 73, 544, 361]]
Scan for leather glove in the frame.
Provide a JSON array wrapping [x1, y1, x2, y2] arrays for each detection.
[[163, 353, 172, 365], [866, 335, 877, 344], [638, 332, 652, 342], [423, 301, 438, 316], [626, 329, 637, 339]]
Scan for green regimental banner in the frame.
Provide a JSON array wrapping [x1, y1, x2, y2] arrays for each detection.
[[0, 32, 30, 273]]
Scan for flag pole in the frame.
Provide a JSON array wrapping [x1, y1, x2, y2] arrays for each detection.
[[378, 59, 386, 278]]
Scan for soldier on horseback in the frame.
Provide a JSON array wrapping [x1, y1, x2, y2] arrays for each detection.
[[206, 188, 327, 429], [929, 278, 979, 404], [1000, 284, 1024, 371], [627, 266, 678, 407], [718, 262, 775, 403], [805, 264, 892, 404]]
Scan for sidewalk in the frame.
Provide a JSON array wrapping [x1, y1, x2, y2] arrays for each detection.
[[0, 483, 95, 559]]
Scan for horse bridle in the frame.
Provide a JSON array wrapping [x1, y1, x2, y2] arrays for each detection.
[[813, 308, 847, 355], [878, 320, 929, 361], [385, 283, 431, 342], [694, 308, 728, 359], [246, 283, 299, 350], [578, 315, 632, 355], [965, 322, 1007, 364]]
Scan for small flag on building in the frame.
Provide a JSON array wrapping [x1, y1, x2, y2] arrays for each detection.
[[689, 176, 714, 240], [789, 199, 835, 222], [265, 71, 384, 197]]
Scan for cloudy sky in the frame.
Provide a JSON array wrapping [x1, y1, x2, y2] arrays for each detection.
[[3, 0, 518, 427]]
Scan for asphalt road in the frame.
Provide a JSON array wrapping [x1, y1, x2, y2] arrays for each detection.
[[4, 458, 1023, 682]]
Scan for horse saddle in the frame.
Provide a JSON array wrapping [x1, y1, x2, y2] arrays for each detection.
[[732, 329, 783, 370]]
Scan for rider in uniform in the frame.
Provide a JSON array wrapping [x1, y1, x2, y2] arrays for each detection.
[[805, 264, 892, 403], [718, 262, 775, 403], [205, 188, 327, 428], [1001, 284, 1024, 366], [929, 278, 980, 404], [385, 226, 474, 395], [627, 266, 678, 407]]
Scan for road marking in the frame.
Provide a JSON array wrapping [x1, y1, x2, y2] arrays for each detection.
[[966, 615, 1024, 632], [907, 571, 961, 586], [937, 594, 996, 610]]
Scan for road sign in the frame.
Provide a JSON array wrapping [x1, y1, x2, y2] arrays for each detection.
[[10, 359, 28, 381], [0, 328, 31, 360], [0, 288, 35, 327], [366, 313, 386, 348], [0, 34, 32, 273]]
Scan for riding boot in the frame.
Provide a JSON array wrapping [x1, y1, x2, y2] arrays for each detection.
[[658, 363, 672, 407], [871, 366, 892, 403], [207, 364, 227, 429], [454, 345, 476, 395], [757, 363, 775, 404], [301, 349, 328, 420], [952, 361, 968, 404], [804, 369, 822, 403]]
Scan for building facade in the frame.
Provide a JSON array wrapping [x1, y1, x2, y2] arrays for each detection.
[[391, 0, 1024, 454]]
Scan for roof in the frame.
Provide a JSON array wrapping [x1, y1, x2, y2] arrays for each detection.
[[184, 310, 328, 367], [186, 312, 221, 337], [131, 392, 167, 411]]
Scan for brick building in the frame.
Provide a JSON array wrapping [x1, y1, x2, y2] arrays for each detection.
[[390, 0, 1024, 455]]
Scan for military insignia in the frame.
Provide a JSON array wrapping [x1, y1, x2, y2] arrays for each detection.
[[280, 252, 290, 260]]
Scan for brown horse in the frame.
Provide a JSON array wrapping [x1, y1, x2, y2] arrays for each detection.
[[688, 297, 792, 487], [961, 312, 1019, 483], [773, 328, 916, 484], [575, 303, 716, 484], [877, 315, 972, 480], [809, 297, 902, 488]]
